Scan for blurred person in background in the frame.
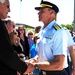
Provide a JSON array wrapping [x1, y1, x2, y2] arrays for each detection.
[[30, 34, 41, 75], [34, 25, 41, 35], [9, 30, 25, 60], [5, 19, 15, 34], [69, 30, 75, 42], [27, 31, 34, 49], [18, 25, 30, 59]]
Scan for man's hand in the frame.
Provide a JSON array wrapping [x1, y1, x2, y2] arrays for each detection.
[[29, 58, 36, 63], [17, 72, 20, 75], [23, 62, 34, 74]]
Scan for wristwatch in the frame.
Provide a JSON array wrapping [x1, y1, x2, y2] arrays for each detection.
[[34, 64, 39, 69]]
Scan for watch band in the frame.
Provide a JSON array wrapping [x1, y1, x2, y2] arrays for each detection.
[[34, 64, 39, 69]]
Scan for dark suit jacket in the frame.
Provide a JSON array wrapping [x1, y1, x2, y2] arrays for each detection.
[[0, 19, 27, 75]]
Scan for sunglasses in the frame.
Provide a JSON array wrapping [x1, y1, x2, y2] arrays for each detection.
[[7, 4, 10, 8], [13, 25, 15, 28], [28, 34, 33, 35], [19, 29, 24, 31]]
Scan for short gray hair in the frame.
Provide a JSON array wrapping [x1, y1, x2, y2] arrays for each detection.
[[0, 0, 6, 3]]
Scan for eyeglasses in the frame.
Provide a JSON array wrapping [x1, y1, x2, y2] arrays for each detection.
[[7, 4, 10, 8]]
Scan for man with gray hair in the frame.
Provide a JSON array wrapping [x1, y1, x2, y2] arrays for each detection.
[[5, 20, 15, 34], [0, 0, 34, 75]]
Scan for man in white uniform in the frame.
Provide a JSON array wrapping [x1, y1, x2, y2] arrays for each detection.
[[29, 1, 75, 75]]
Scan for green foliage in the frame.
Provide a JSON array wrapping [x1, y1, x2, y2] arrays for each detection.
[[24, 27, 34, 31], [61, 24, 74, 31]]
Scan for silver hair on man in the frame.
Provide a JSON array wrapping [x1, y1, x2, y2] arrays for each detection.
[[0, 0, 6, 3]]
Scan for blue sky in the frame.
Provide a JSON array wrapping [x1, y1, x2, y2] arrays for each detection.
[[8, 0, 74, 27]]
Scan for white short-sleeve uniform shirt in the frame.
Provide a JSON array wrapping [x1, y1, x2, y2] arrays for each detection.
[[65, 29, 75, 62], [36, 20, 69, 68], [65, 29, 74, 55], [66, 29, 74, 46]]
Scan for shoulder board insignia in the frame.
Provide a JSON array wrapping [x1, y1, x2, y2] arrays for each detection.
[[53, 24, 61, 30]]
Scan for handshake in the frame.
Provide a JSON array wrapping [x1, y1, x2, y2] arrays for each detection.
[[23, 58, 39, 75]]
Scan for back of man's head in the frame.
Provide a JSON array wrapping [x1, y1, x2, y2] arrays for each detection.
[[5, 20, 11, 25], [7, 20, 11, 23]]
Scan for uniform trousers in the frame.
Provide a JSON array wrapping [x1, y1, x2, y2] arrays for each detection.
[[65, 56, 72, 75]]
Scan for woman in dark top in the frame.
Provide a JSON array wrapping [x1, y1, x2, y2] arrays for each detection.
[[13, 44, 23, 54], [9, 31, 25, 59], [18, 25, 30, 59]]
